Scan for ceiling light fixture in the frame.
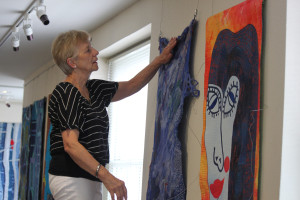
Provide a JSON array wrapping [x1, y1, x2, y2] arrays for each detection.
[[0, 0, 50, 51], [23, 14, 33, 41], [36, 2, 50, 25], [11, 27, 20, 52]]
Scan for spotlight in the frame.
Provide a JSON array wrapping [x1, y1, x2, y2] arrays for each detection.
[[23, 14, 33, 41], [11, 27, 20, 51], [36, 4, 50, 25]]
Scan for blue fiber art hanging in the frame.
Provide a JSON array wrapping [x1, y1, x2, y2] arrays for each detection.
[[18, 97, 46, 200], [18, 106, 31, 200], [0, 122, 21, 200], [27, 98, 46, 200], [43, 123, 53, 200], [147, 19, 199, 200]]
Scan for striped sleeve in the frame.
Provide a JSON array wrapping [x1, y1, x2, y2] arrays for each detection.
[[88, 79, 118, 107], [50, 83, 84, 133]]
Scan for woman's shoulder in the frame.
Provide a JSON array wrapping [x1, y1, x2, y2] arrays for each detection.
[[87, 79, 118, 89], [50, 82, 80, 101], [87, 79, 105, 86], [53, 82, 78, 92], [87, 79, 111, 90]]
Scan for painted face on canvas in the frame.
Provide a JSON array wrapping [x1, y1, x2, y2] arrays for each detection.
[[205, 76, 240, 199]]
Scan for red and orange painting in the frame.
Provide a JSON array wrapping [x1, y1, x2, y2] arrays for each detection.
[[200, 0, 263, 199]]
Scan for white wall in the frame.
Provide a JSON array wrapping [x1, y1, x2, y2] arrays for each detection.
[[23, 0, 288, 199], [0, 102, 22, 123], [23, 60, 65, 107], [258, 0, 286, 199], [280, 0, 300, 199]]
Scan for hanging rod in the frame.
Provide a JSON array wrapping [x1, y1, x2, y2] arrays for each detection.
[[0, 0, 38, 48]]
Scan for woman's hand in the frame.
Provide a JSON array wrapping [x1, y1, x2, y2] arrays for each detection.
[[98, 167, 127, 200], [157, 37, 177, 65]]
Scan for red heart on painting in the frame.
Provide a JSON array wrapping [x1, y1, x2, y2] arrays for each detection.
[[210, 178, 224, 198]]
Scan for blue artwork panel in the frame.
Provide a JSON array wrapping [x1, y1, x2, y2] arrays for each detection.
[[19, 97, 46, 200], [43, 124, 53, 200], [0, 123, 21, 200], [147, 20, 199, 200], [18, 106, 31, 200], [0, 123, 6, 199], [27, 98, 46, 200]]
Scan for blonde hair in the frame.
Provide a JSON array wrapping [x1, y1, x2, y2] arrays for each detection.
[[51, 30, 91, 75]]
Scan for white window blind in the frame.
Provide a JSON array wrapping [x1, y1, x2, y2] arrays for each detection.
[[104, 42, 150, 200]]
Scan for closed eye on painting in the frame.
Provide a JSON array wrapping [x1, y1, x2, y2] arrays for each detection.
[[223, 76, 240, 118], [207, 85, 222, 118]]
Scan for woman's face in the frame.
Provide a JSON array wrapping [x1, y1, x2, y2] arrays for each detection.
[[74, 41, 99, 73], [205, 75, 240, 199]]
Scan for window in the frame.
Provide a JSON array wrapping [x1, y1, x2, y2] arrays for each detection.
[[103, 41, 150, 200]]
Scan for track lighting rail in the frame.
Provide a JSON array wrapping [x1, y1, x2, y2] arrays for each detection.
[[0, 0, 37, 48], [0, 0, 49, 50]]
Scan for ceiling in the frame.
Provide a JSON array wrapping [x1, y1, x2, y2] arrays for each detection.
[[0, 0, 139, 103]]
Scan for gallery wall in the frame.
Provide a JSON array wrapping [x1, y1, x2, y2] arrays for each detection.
[[280, 0, 300, 199], [23, 60, 65, 107], [23, 0, 287, 199], [0, 102, 23, 123]]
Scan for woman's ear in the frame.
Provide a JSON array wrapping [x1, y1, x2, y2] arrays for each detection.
[[67, 57, 77, 69]]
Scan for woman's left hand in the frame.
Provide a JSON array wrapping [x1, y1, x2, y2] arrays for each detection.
[[157, 37, 177, 64], [99, 167, 127, 200]]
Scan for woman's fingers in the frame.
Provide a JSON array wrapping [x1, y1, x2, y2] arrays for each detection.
[[116, 181, 127, 200], [110, 192, 115, 200], [103, 174, 127, 200], [111, 185, 127, 200], [167, 37, 177, 50], [165, 37, 177, 52], [109, 188, 126, 200], [123, 184, 127, 199], [159, 37, 177, 64]]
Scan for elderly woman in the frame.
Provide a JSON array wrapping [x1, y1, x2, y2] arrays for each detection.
[[48, 30, 177, 200]]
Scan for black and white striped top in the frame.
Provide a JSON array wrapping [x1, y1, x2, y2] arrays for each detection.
[[48, 79, 118, 181]]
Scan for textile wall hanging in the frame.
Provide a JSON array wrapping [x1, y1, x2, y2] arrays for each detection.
[[199, 0, 263, 200], [27, 98, 46, 200], [18, 97, 46, 200], [0, 122, 21, 200], [147, 19, 199, 200], [18, 106, 31, 200], [41, 124, 53, 200], [41, 95, 54, 200]]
